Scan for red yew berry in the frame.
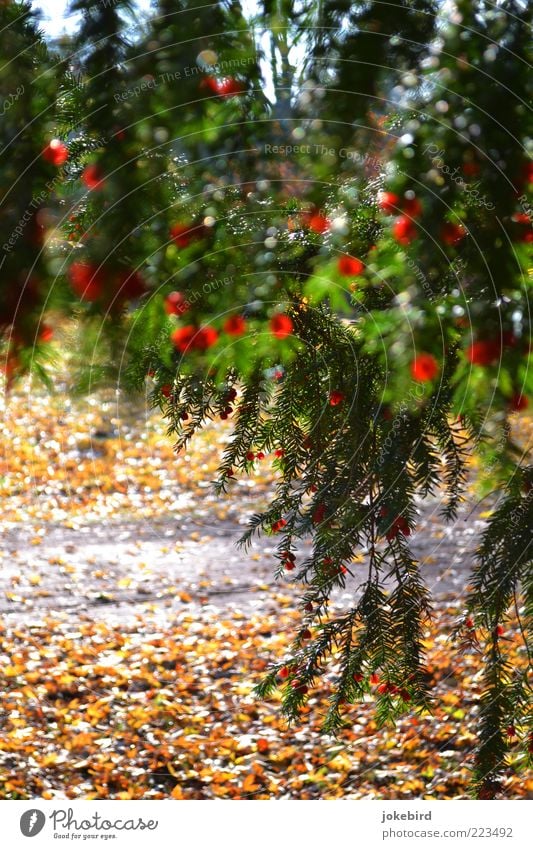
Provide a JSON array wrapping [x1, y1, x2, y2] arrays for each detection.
[[410, 352, 439, 382], [164, 291, 189, 315], [223, 315, 247, 336], [462, 161, 480, 177], [170, 222, 204, 248], [402, 196, 422, 218], [195, 325, 219, 350], [68, 262, 104, 301], [205, 76, 244, 96], [42, 139, 68, 166], [369, 672, 380, 685], [115, 269, 146, 301], [270, 314, 293, 339], [467, 339, 501, 365], [170, 325, 197, 352], [161, 384, 172, 398], [291, 680, 308, 694], [353, 673, 364, 683], [282, 551, 296, 562], [180, 411, 189, 421], [393, 215, 417, 244], [441, 222, 466, 245], [81, 164, 105, 191], [329, 390, 345, 406], [378, 191, 400, 214], [226, 388, 237, 402], [338, 255, 364, 276], [279, 666, 289, 679], [304, 602, 313, 613], [256, 451, 265, 460], [465, 617, 475, 630], [246, 451, 255, 461], [495, 624, 504, 637], [308, 213, 330, 234], [312, 503, 326, 524], [301, 628, 311, 640], [38, 323, 54, 343], [274, 448, 285, 458], [506, 725, 517, 738], [284, 560, 295, 571], [510, 393, 528, 412], [377, 683, 389, 695]]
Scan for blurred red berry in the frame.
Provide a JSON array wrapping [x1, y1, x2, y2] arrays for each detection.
[[279, 666, 289, 679], [68, 262, 104, 301], [223, 315, 247, 336], [369, 672, 380, 685], [338, 255, 364, 276], [81, 164, 105, 190], [467, 339, 501, 365], [312, 503, 326, 524], [510, 393, 528, 412], [411, 353, 439, 382], [301, 628, 311, 640], [392, 215, 417, 244], [42, 139, 68, 166], [441, 222, 466, 245], [195, 325, 219, 350], [270, 314, 293, 339], [38, 323, 54, 343], [378, 191, 400, 214], [308, 213, 330, 233], [165, 291, 189, 315], [402, 196, 422, 217], [171, 325, 197, 352], [329, 390, 345, 406]]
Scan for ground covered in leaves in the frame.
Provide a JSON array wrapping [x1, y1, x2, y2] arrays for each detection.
[[0, 383, 531, 799]]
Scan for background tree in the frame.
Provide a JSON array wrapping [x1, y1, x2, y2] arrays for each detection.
[[0, 0, 531, 797]]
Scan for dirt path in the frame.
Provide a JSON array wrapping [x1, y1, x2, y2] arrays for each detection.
[[0, 494, 487, 625]]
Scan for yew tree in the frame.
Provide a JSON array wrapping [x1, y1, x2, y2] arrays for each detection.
[[0, 0, 531, 797]]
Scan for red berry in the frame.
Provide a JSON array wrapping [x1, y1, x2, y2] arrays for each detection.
[[301, 628, 311, 640], [81, 164, 105, 190], [353, 673, 364, 683], [195, 325, 219, 350], [369, 672, 380, 685], [308, 213, 330, 234], [399, 689, 411, 702], [68, 262, 104, 301], [161, 384, 172, 398], [290, 680, 308, 694], [246, 451, 255, 461], [282, 551, 295, 562], [411, 352, 439, 382], [495, 624, 504, 636], [465, 617, 475, 630], [402, 196, 422, 218], [270, 314, 293, 339], [164, 291, 188, 315], [170, 325, 197, 352], [377, 683, 389, 695], [312, 503, 326, 524], [467, 339, 501, 365], [284, 560, 295, 571], [510, 393, 528, 412], [223, 315, 247, 336], [170, 222, 204, 248], [226, 388, 237, 402], [462, 161, 479, 177], [304, 602, 313, 613], [506, 725, 517, 738], [441, 222, 466, 245], [205, 76, 244, 96], [256, 451, 265, 460], [393, 215, 417, 244], [329, 390, 345, 406], [274, 449, 285, 458], [378, 191, 400, 214], [42, 139, 68, 166], [279, 666, 289, 679], [38, 323, 54, 343], [338, 255, 364, 276], [180, 411, 189, 421], [115, 269, 146, 301]]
